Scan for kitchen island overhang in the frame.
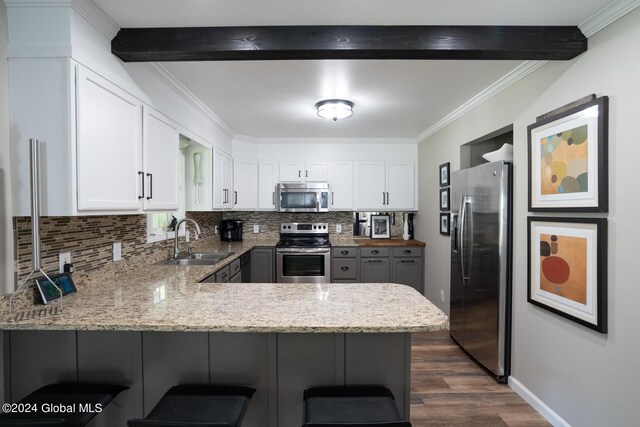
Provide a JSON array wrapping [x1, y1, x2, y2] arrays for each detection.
[[1, 281, 447, 427]]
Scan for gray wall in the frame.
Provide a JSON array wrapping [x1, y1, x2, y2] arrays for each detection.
[[416, 8, 640, 426]]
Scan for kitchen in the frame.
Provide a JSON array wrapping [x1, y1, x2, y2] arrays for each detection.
[[1, 1, 639, 426]]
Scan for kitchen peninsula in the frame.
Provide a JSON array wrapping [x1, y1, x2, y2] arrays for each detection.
[[0, 246, 446, 427]]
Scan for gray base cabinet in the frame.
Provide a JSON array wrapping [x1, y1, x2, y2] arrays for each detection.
[[333, 245, 424, 293], [5, 330, 410, 427], [251, 247, 275, 283]]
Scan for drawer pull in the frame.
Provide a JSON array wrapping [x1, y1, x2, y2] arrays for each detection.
[[372, 250, 379, 254], [341, 266, 349, 271], [341, 250, 349, 255], [404, 249, 411, 254]]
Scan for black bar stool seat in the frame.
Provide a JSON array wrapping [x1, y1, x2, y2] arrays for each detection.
[[303, 385, 411, 427], [127, 385, 255, 427], [0, 383, 129, 427]]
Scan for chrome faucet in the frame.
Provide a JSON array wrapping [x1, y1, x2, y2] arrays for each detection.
[[173, 218, 202, 259]]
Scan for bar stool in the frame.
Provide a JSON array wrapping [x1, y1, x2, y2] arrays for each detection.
[[303, 385, 411, 427], [0, 382, 129, 427], [127, 384, 255, 427]]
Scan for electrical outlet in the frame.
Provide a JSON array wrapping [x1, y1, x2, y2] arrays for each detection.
[[59, 252, 71, 273], [214, 225, 219, 235], [440, 289, 445, 303], [113, 242, 122, 261], [336, 224, 342, 233], [253, 224, 260, 233], [186, 230, 190, 242]]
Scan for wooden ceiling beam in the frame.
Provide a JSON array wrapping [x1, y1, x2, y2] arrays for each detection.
[[111, 25, 587, 62]]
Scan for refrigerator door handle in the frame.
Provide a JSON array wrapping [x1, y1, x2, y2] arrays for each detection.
[[459, 196, 472, 283]]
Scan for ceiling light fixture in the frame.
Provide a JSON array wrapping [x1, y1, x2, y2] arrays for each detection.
[[315, 99, 354, 121]]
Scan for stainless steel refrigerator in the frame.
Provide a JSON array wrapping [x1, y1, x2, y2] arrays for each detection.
[[450, 160, 512, 382]]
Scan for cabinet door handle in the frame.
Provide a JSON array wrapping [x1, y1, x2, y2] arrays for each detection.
[[234, 191, 238, 205], [224, 189, 228, 203], [341, 250, 349, 255], [332, 192, 335, 205], [401, 259, 415, 263], [372, 250, 379, 254], [306, 170, 308, 178], [386, 192, 390, 205], [272, 192, 275, 206], [222, 272, 228, 279], [146, 173, 153, 200], [298, 170, 301, 178], [341, 266, 349, 271], [138, 171, 145, 199], [383, 192, 386, 205], [404, 249, 412, 254]]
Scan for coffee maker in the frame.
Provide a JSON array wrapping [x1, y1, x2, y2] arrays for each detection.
[[220, 220, 243, 241]]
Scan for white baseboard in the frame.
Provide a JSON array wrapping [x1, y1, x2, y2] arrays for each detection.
[[508, 376, 571, 427]]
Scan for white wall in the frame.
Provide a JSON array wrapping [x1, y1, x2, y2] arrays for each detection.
[[0, 1, 13, 294], [417, 8, 640, 426]]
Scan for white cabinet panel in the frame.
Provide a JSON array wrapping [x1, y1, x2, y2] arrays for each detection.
[[305, 161, 328, 182], [329, 161, 354, 211], [143, 108, 179, 211], [213, 148, 234, 210], [233, 158, 258, 210], [355, 162, 386, 210], [76, 67, 142, 211], [386, 162, 415, 210], [258, 162, 278, 210], [278, 161, 328, 182], [279, 161, 304, 182]]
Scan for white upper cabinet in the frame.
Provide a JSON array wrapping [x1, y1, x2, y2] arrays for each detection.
[[355, 161, 387, 211], [386, 162, 415, 210], [355, 161, 416, 211], [329, 161, 354, 211], [76, 66, 143, 211], [258, 161, 278, 210], [142, 107, 180, 211], [233, 158, 258, 210], [278, 161, 328, 182], [213, 148, 234, 210]]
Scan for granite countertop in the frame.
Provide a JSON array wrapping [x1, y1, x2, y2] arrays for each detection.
[[0, 237, 445, 333]]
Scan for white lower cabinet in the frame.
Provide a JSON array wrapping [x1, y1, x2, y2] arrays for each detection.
[[233, 158, 258, 210]]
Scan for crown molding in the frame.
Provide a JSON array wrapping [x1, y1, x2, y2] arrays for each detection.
[[70, 0, 120, 39], [417, 0, 640, 143], [579, 0, 640, 37], [142, 63, 236, 139], [234, 135, 417, 145], [417, 60, 546, 143]]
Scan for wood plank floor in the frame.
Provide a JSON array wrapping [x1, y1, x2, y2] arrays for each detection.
[[410, 330, 550, 427]]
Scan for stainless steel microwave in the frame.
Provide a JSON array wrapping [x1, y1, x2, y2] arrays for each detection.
[[276, 182, 330, 212]]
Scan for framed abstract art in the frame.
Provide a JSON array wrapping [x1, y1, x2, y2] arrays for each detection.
[[528, 96, 608, 212], [527, 217, 607, 333]]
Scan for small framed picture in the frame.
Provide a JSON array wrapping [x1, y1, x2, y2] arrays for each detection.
[[34, 272, 77, 305], [528, 96, 608, 212], [370, 214, 391, 239], [440, 188, 450, 211], [440, 213, 450, 236], [527, 217, 607, 333], [439, 162, 450, 187]]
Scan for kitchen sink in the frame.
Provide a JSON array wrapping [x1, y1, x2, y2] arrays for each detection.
[[158, 252, 234, 266]]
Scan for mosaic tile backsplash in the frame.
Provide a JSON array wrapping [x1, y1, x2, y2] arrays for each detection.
[[11, 210, 406, 289]]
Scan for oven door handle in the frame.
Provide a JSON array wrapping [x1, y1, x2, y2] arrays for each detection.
[[276, 248, 331, 254]]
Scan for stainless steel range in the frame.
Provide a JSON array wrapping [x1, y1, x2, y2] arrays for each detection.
[[276, 222, 331, 283]]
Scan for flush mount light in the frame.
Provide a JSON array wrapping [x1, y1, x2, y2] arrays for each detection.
[[315, 99, 354, 121]]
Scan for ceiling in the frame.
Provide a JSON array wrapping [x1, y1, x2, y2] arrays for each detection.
[[93, 0, 615, 140]]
